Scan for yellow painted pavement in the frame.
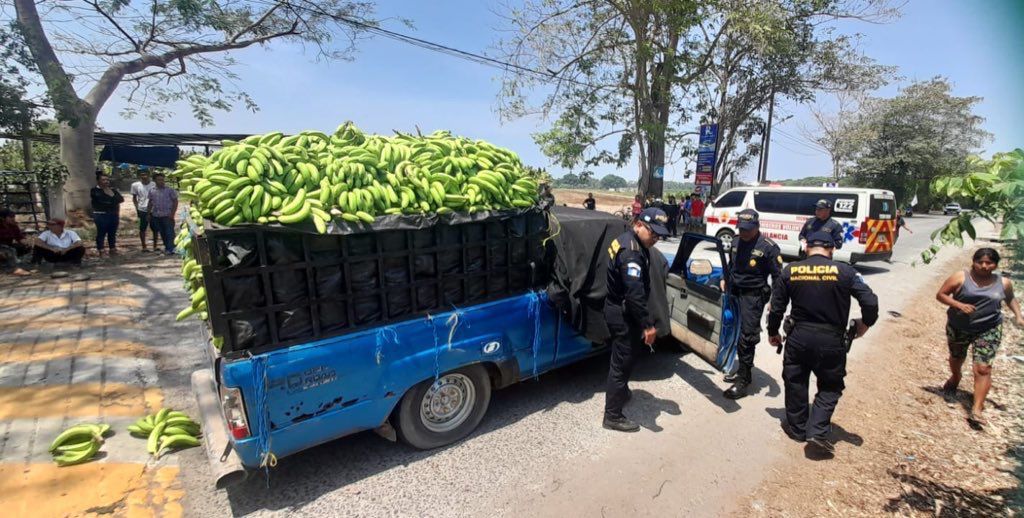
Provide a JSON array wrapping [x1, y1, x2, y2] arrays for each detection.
[[0, 384, 163, 420], [0, 272, 185, 517], [2, 337, 151, 363], [0, 463, 183, 518]]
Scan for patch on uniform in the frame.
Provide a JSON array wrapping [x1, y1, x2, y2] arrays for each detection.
[[749, 258, 757, 267], [608, 239, 621, 260], [752, 249, 764, 257], [626, 262, 642, 278], [777, 255, 784, 264]]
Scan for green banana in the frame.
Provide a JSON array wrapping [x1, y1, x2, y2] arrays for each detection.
[[49, 424, 103, 452], [54, 439, 101, 467], [148, 422, 167, 454]]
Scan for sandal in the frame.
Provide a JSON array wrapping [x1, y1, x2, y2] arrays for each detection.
[[967, 411, 987, 427]]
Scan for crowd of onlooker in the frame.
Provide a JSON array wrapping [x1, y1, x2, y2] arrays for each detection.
[[579, 191, 707, 239], [0, 170, 178, 277]]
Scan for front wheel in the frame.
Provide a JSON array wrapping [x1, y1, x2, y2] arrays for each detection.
[[715, 228, 736, 251], [394, 365, 492, 449]]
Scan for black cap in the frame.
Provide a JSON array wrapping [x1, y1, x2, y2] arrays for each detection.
[[736, 209, 759, 230], [638, 208, 670, 237], [814, 199, 832, 209], [806, 230, 835, 248]]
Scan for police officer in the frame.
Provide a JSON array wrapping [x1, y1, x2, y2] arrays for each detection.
[[798, 199, 844, 252], [721, 209, 783, 399], [766, 231, 879, 454], [603, 207, 671, 432]]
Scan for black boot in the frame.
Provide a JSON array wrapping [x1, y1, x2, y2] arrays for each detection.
[[603, 416, 640, 432], [723, 367, 751, 400], [723, 370, 739, 383]]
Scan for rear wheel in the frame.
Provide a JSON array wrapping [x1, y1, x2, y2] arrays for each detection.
[[715, 228, 736, 251], [395, 365, 492, 449]]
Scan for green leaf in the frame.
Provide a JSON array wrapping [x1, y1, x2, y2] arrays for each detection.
[[961, 218, 976, 240]]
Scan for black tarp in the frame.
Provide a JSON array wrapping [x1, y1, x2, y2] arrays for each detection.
[[99, 145, 180, 168], [545, 207, 671, 344]]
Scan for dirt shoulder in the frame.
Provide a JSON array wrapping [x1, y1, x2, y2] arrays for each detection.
[[552, 188, 636, 214], [740, 247, 1024, 516]]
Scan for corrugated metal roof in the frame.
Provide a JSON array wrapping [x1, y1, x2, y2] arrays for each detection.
[[0, 131, 255, 147]]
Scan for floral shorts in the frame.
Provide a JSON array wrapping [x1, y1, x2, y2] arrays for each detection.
[[946, 324, 1002, 366]]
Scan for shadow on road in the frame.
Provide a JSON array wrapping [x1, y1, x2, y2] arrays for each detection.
[[224, 353, 616, 515], [628, 389, 681, 432], [222, 345, 745, 515], [853, 264, 890, 276]]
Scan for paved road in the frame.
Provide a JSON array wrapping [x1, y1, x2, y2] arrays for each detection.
[[175, 214, 972, 517]]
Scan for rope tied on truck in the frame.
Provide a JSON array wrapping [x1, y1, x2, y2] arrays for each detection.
[[374, 326, 399, 365], [527, 291, 542, 378], [250, 354, 277, 484], [445, 305, 466, 350], [425, 313, 443, 380]]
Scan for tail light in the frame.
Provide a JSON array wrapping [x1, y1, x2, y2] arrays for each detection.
[[859, 221, 868, 244], [219, 385, 251, 439]]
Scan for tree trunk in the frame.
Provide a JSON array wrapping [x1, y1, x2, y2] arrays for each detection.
[[58, 114, 97, 216]]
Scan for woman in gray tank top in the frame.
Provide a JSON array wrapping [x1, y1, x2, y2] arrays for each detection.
[[936, 248, 1024, 427]]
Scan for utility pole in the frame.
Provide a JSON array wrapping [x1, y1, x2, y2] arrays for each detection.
[[758, 89, 777, 184]]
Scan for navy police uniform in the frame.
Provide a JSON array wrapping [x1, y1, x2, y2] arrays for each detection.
[[603, 208, 670, 430], [798, 199, 844, 250], [767, 231, 878, 447], [724, 209, 782, 398]]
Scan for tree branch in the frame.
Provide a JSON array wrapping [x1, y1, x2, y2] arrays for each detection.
[[12, 0, 88, 119], [230, 2, 284, 44], [86, 0, 142, 53], [84, 21, 301, 110]]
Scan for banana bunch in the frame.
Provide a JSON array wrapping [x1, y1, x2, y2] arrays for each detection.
[[49, 423, 111, 466], [170, 124, 541, 233], [128, 408, 202, 460]]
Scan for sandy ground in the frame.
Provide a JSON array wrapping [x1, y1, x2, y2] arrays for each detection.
[[552, 189, 637, 215]]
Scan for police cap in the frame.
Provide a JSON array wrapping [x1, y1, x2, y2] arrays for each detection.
[[815, 199, 832, 209], [736, 209, 759, 230], [806, 230, 835, 248], [638, 208, 671, 237]]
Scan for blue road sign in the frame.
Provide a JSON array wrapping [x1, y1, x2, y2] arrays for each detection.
[[697, 124, 718, 169]]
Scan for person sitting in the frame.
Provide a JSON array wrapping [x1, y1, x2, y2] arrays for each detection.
[[0, 209, 32, 276], [32, 218, 86, 268]]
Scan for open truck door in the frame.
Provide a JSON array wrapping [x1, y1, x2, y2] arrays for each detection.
[[664, 233, 739, 373]]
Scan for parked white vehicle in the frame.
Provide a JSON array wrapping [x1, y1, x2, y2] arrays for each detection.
[[944, 202, 962, 215], [704, 186, 897, 264]]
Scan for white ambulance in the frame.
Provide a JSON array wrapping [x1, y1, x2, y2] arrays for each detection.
[[704, 186, 897, 264]]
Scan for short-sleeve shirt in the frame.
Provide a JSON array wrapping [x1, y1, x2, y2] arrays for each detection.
[[690, 199, 705, 218], [149, 186, 179, 218], [37, 229, 81, 250], [131, 181, 156, 211]]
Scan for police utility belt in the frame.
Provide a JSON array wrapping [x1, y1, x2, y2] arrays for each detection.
[[783, 316, 844, 336], [782, 316, 858, 353]]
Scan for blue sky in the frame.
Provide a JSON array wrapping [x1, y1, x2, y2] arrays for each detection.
[[92, 0, 1023, 184]]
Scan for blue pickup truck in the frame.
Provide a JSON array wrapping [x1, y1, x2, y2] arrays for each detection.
[[190, 208, 738, 487]]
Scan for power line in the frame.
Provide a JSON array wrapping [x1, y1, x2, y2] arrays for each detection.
[[260, 0, 599, 89]]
